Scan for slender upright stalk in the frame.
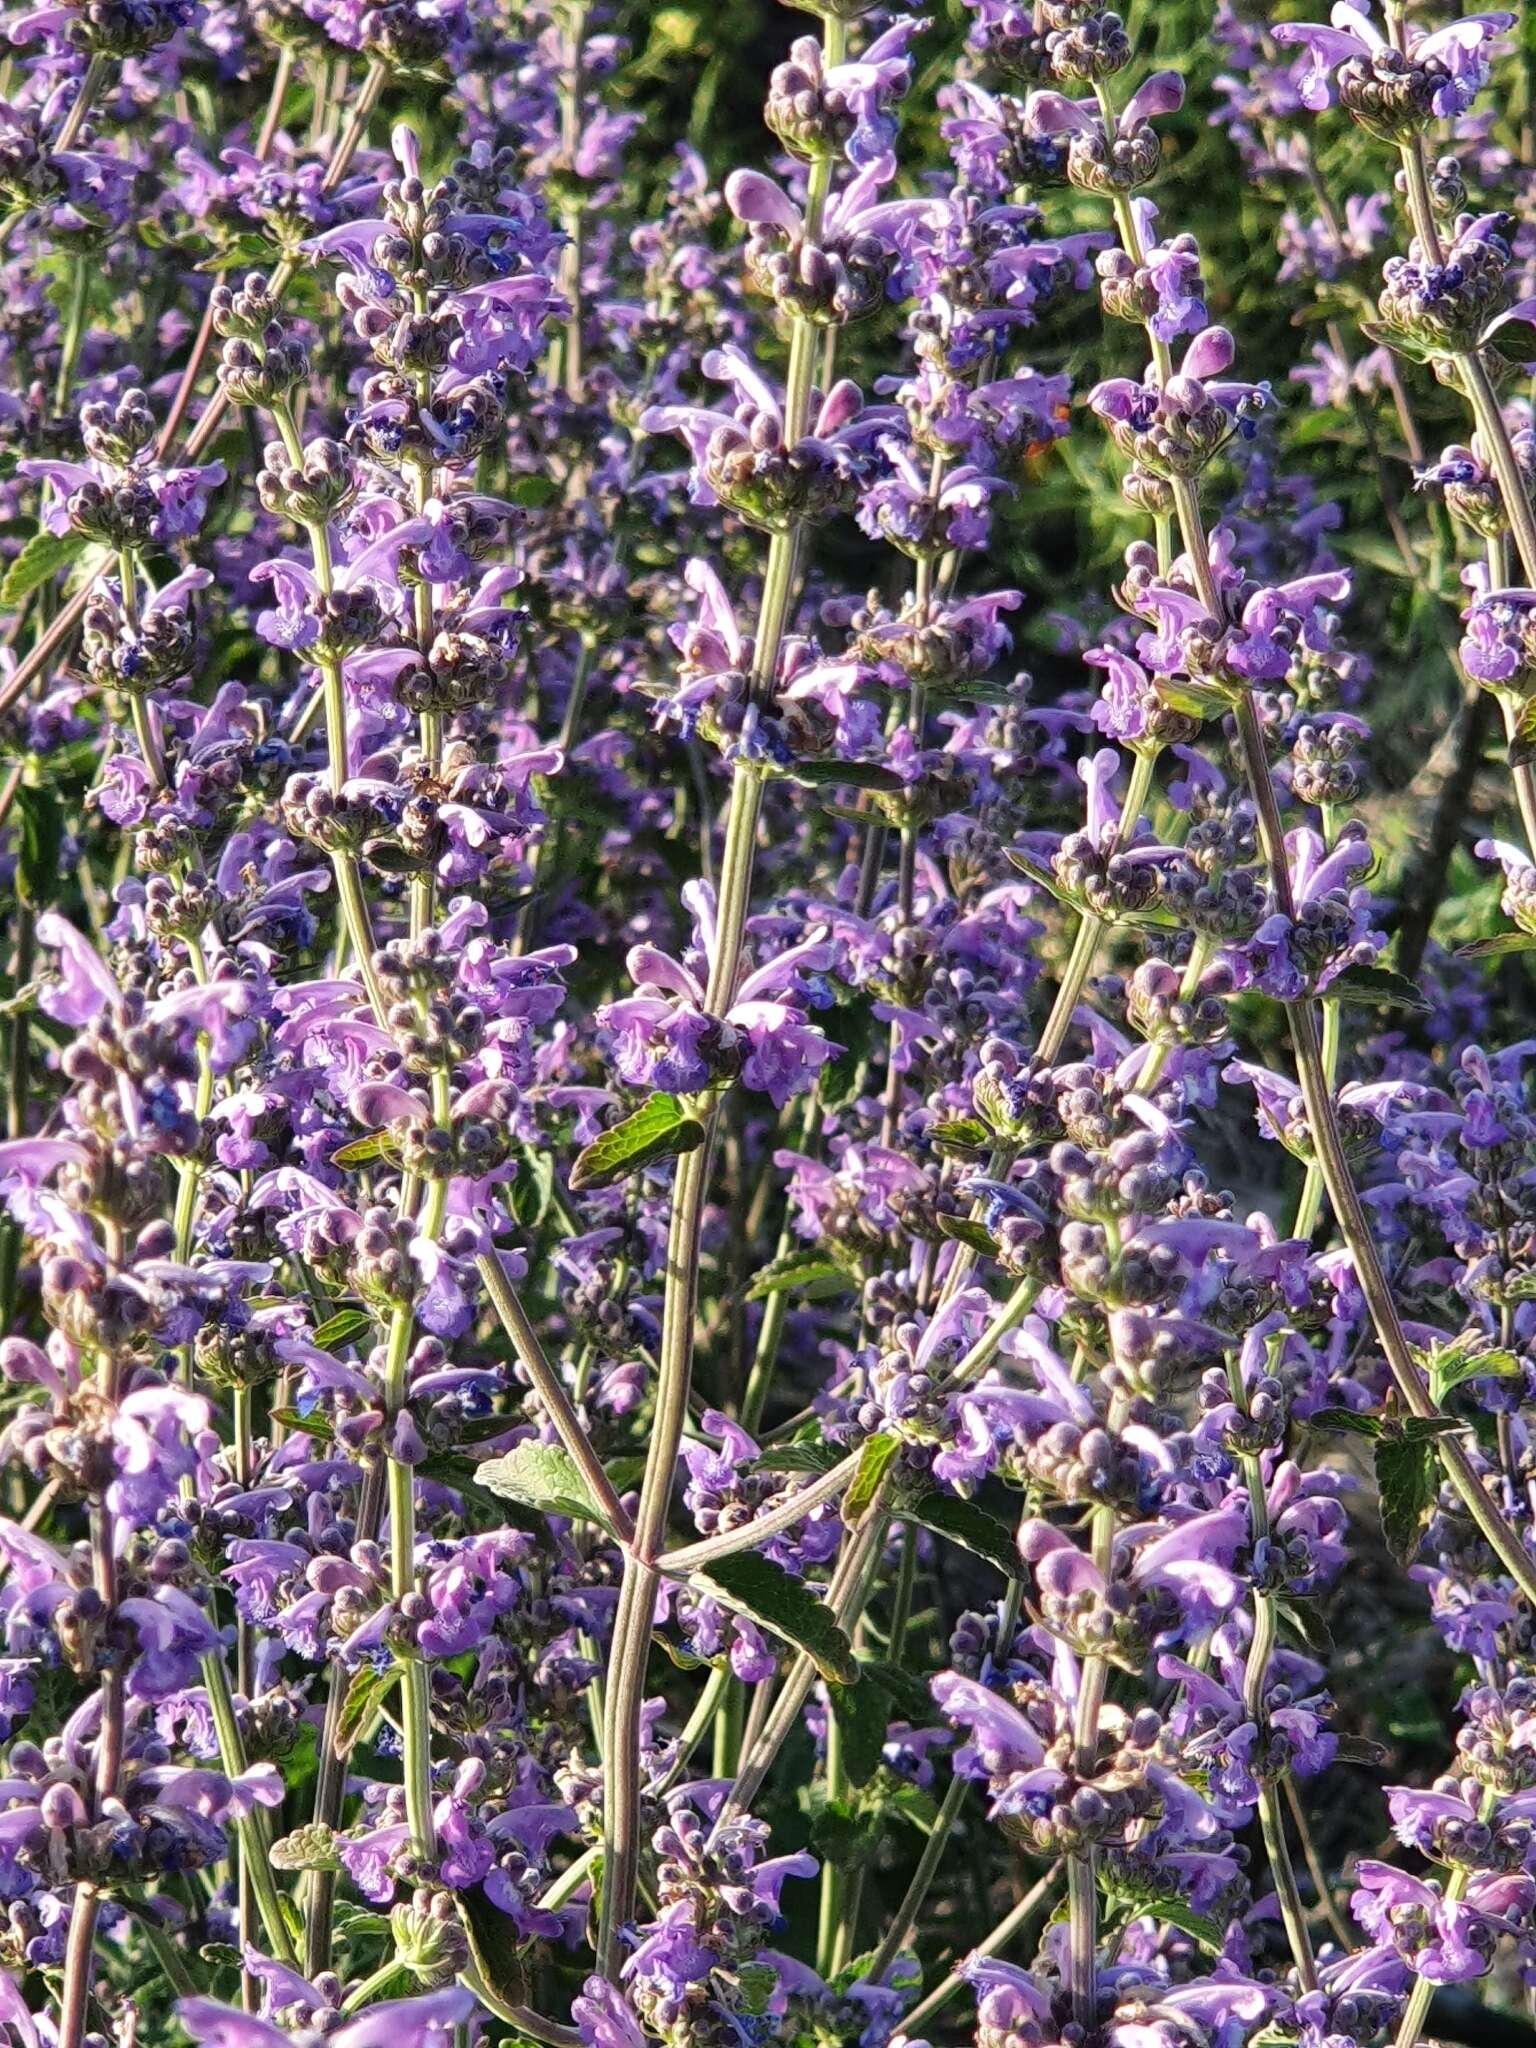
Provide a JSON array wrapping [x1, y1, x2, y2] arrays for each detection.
[[381, 1068, 453, 1863], [53, 256, 88, 414], [1226, 1357, 1317, 1991], [1392, 1787, 1498, 2048], [477, 1249, 633, 1540], [934, 745, 1157, 1312], [596, 38, 845, 1967], [58, 1278, 128, 2048], [53, 51, 108, 153], [898, 1862, 1062, 2033], [1079, 110, 1536, 1604], [550, 0, 590, 404], [267, 399, 389, 1026], [255, 46, 295, 158]]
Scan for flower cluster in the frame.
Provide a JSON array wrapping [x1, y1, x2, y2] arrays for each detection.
[[4, 5, 1536, 2048]]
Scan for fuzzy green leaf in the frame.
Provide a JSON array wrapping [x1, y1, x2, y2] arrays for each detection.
[[13, 783, 62, 907], [1306, 1406, 1384, 1438], [930, 1117, 991, 1156], [478, 1439, 618, 1533], [1374, 1434, 1440, 1565], [906, 1491, 1022, 1578], [1457, 930, 1536, 961], [458, 1882, 533, 2011], [1100, 1886, 1223, 1954], [507, 473, 560, 508], [310, 1307, 373, 1352], [935, 1214, 999, 1258], [329, 1131, 398, 1168], [1427, 1341, 1523, 1404], [1004, 848, 1070, 901], [1509, 695, 1536, 770], [746, 1251, 857, 1303], [336, 1661, 398, 1756], [782, 759, 903, 791], [752, 1438, 841, 1475], [827, 1676, 891, 1789], [1, 528, 87, 609], [1322, 965, 1431, 1014], [843, 1432, 900, 1525], [694, 1551, 859, 1682], [570, 1093, 706, 1191], [859, 1656, 936, 1723]]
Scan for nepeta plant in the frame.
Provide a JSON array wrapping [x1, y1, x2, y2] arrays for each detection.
[[5, 1, 1536, 2047]]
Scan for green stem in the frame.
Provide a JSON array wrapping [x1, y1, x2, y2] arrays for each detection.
[[1226, 1356, 1317, 1991], [199, 1650, 298, 1965], [1135, 930, 1212, 1097], [815, 1701, 848, 1976], [54, 51, 108, 152], [342, 1960, 410, 2014], [1038, 748, 1157, 1066], [598, 83, 847, 1961], [477, 1250, 633, 1538], [1392, 1789, 1498, 2048], [54, 256, 88, 414], [1290, 981, 1339, 1244], [269, 400, 389, 1025], [899, 1861, 1062, 2034], [1223, 666, 1536, 1606]]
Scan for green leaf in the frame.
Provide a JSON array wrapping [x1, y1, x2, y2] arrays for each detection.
[[833, 1948, 921, 1995], [458, 1882, 533, 2012], [269, 1824, 341, 1873], [858, 1657, 936, 1723], [1357, 318, 1442, 365], [1101, 1887, 1223, 1954], [1321, 965, 1431, 1014], [745, 1251, 857, 1303], [1427, 1340, 1523, 1404], [1333, 1733, 1389, 1767], [269, 1407, 334, 1441], [843, 1433, 901, 1525], [936, 1214, 998, 1258], [885, 1780, 942, 1833], [1457, 930, 1536, 960], [1, 528, 87, 608], [930, 1117, 991, 1157], [478, 1439, 619, 1534], [195, 230, 279, 272], [13, 783, 62, 906], [1374, 1434, 1441, 1565], [507, 473, 560, 508], [336, 1662, 398, 1756], [906, 1492, 1023, 1579], [1004, 848, 1070, 901], [311, 1307, 373, 1352], [1509, 694, 1536, 770], [1152, 674, 1233, 719], [827, 1676, 891, 1788], [752, 1437, 841, 1475], [330, 1131, 399, 1168], [1400, 1413, 1470, 1441], [569, 1093, 706, 1191], [332, 1904, 394, 1939], [693, 1551, 859, 1682], [782, 759, 903, 792], [809, 1795, 879, 1864], [1306, 1406, 1384, 1439], [507, 1143, 556, 1228]]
